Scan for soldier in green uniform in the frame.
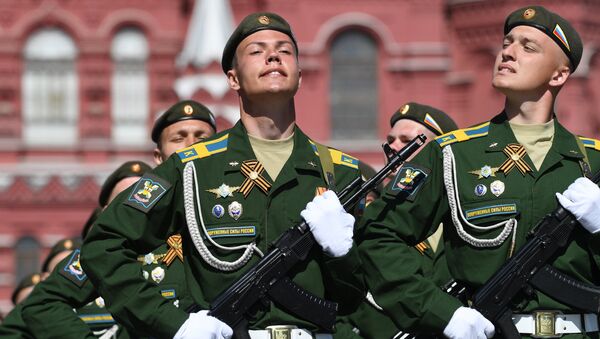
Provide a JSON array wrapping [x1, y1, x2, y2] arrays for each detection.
[[359, 5, 600, 339], [42, 237, 82, 273], [345, 103, 458, 339], [21, 101, 217, 339], [82, 12, 364, 339], [0, 273, 43, 338]]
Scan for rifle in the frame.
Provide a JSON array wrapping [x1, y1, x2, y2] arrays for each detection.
[[195, 135, 427, 338], [463, 170, 600, 338]]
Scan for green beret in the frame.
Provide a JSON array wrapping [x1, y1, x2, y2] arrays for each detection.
[[81, 206, 102, 239], [390, 102, 458, 136], [221, 12, 298, 74], [42, 237, 82, 272], [151, 100, 216, 143], [11, 272, 43, 305], [99, 161, 152, 207], [504, 6, 582, 71]]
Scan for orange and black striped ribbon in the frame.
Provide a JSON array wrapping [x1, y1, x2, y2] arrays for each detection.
[[239, 160, 271, 198], [162, 234, 183, 266], [415, 241, 430, 255], [499, 143, 532, 176]]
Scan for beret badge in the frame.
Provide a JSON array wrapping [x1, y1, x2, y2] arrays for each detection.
[[258, 15, 270, 25], [523, 8, 536, 20], [183, 104, 194, 115]]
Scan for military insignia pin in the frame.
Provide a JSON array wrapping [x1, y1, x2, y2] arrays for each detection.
[[308, 161, 317, 167], [401, 104, 410, 114], [490, 180, 505, 197], [474, 184, 487, 197], [151, 267, 165, 284], [229, 161, 239, 167], [143, 253, 156, 265], [212, 204, 225, 218], [523, 8, 536, 19], [258, 15, 270, 25], [143, 271, 149, 280], [469, 165, 499, 179], [206, 183, 240, 198], [131, 163, 142, 173], [228, 201, 243, 220], [95, 297, 105, 308], [183, 104, 194, 115]]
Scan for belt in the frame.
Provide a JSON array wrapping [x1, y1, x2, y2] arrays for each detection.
[[513, 311, 599, 338], [248, 325, 333, 339]]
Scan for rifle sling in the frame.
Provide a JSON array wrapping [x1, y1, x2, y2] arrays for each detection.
[[530, 264, 600, 313]]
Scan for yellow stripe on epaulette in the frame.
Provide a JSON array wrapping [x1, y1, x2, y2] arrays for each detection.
[[435, 122, 490, 147], [579, 137, 600, 151], [177, 134, 229, 163], [330, 149, 359, 169], [308, 140, 359, 170]]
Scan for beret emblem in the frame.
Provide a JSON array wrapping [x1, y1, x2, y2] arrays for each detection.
[[523, 8, 536, 20], [258, 15, 270, 25], [401, 104, 410, 115], [183, 104, 194, 115]]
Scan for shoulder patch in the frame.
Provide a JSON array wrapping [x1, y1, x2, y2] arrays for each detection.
[[435, 122, 490, 147], [579, 137, 600, 151], [309, 141, 359, 170], [59, 249, 87, 287], [124, 173, 171, 213], [177, 134, 229, 163], [388, 162, 430, 202]]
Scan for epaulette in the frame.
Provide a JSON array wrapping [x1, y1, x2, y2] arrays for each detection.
[[579, 137, 600, 151], [309, 141, 359, 170], [435, 122, 490, 147], [177, 134, 229, 163]]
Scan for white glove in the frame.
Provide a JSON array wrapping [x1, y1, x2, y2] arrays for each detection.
[[443, 306, 495, 339], [300, 190, 355, 257], [173, 310, 233, 339], [556, 177, 600, 234]]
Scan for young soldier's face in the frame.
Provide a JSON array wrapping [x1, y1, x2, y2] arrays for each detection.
[[492, 25, 570, 96], [155, 120, 215, 164], [228, 30, 301, 100]]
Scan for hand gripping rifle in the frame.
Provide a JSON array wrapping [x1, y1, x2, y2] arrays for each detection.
[[465, 170, 600, 338], [196, 135, 427, 338]]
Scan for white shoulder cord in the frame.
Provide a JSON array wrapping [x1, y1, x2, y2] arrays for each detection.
[[442, 145, 517, 251], [183, 162, 263, 271]]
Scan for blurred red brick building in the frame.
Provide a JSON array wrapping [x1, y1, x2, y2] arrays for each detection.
[[1, 0, 599, 313]]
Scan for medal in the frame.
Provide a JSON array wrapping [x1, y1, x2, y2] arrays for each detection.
[[206, 183, 240, 199], [474, 184, 487, 197], [490, 180, 505, 197], [228, 201, 243, 220], [151, 267, 165, 284], [212, 204, 225, 218]]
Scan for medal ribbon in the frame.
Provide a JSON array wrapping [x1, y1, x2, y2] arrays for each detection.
[[162, 234, 183, 266], [499, 143, 532, 176], [239, 160, 271, 197]]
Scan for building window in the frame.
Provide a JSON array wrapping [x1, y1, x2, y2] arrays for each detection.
[[329, 30, 378, 141], [15, 237, 40, 282], [111, 28, 149, 146], [22, 28, 78, 146]]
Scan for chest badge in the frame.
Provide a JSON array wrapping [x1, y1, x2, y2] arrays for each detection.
[[228, 201, 243, 220], [469, 165, 499, 179], [163, 234, 184, 266], [239, 160, 271, 197], [490, 180, 505, 197], [206, 183, 240, 199], [474, 184, 487, 197], [212, 204, 225, 218], [499, 144, 532, 176], [151, 267, 165, 284]]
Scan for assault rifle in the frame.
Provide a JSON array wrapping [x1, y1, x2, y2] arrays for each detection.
[[464, 171, 600, 338], [193, 135, 427, 338]]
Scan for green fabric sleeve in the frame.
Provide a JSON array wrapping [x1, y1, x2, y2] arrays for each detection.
[[81, 155, 189, 338], [358, 144, 462, 332], [0, 304, 34, 339], [21, 255, 97, 338]]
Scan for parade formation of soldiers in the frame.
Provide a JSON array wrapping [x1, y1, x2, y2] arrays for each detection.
[[2, 5, 600, 339]]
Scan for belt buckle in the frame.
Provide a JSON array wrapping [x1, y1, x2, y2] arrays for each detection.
[[267, 325, 298, 339], [533, 310, 561, 338]]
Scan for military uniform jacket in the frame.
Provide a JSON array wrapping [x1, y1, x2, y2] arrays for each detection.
[[81, 121, 365, 338], [359, 113, 600, 336], [0, 304, 33, 339], [21, 242, 189, 339]]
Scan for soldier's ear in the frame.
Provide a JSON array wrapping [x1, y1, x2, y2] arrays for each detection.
[[227, 68, 241, 91], [549, 65, 570, 88], [153, 148, 164, 165]]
